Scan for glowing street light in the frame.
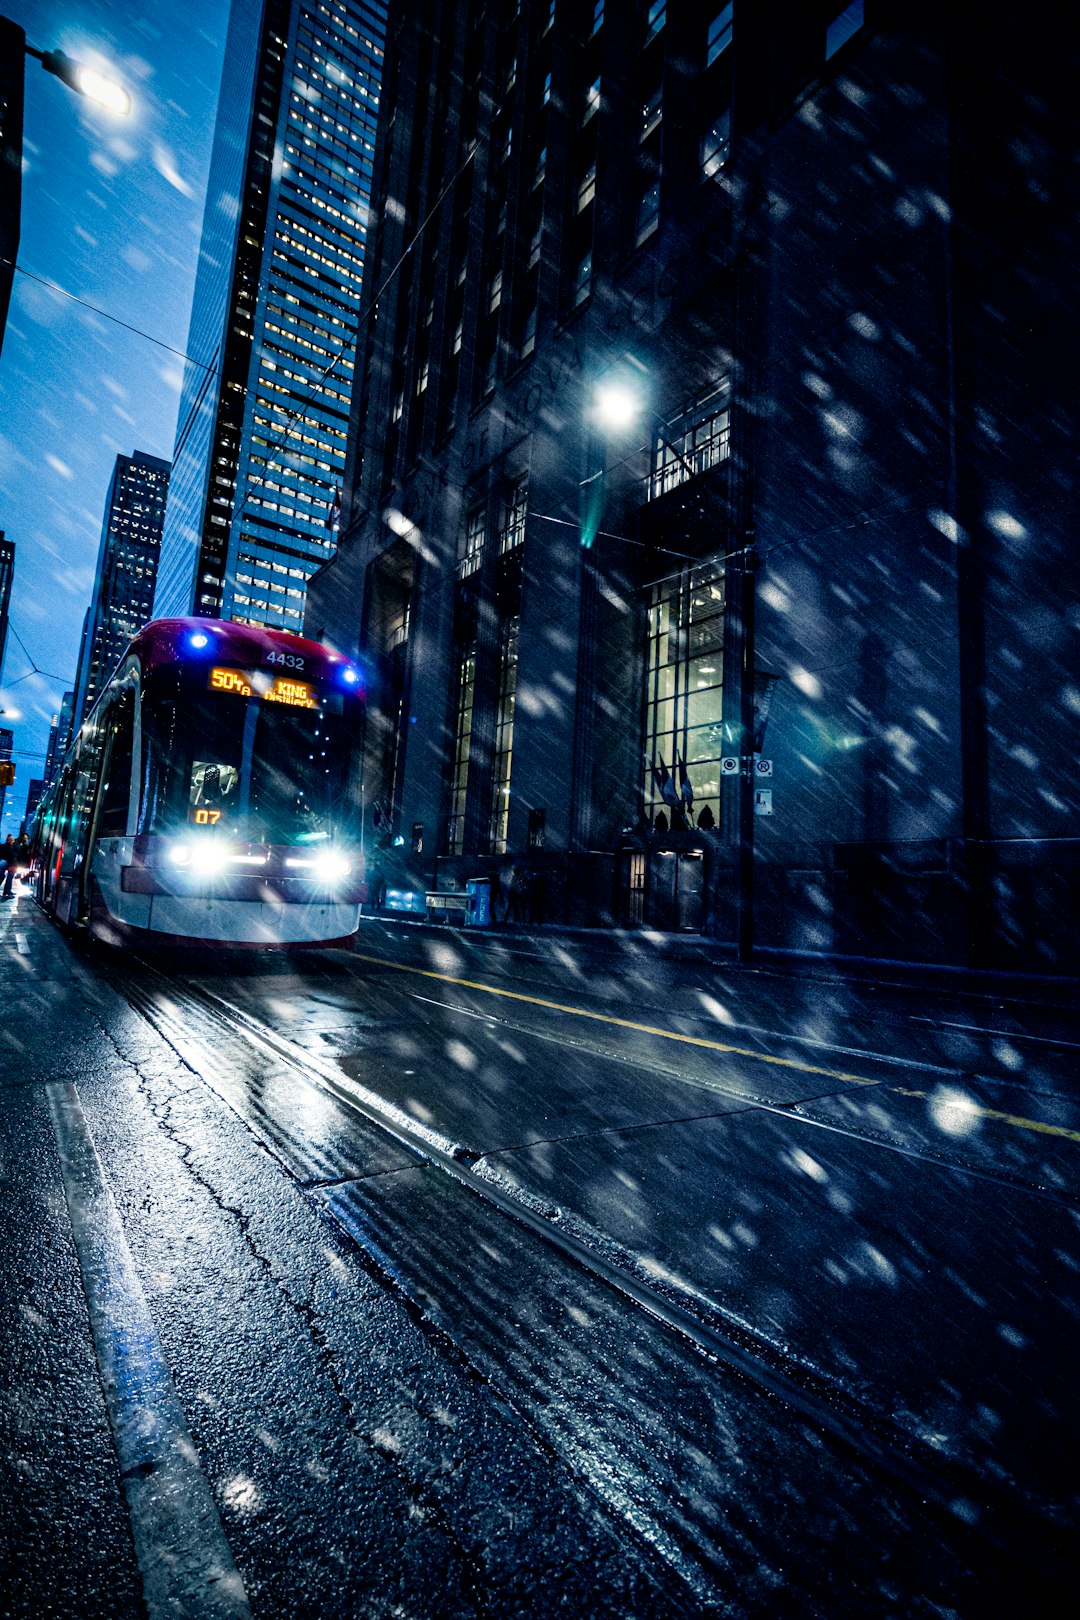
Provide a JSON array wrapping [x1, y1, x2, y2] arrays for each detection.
[[32, 49, 133, 116], [0, 16, 131, 358], [592, 381, 643, 435]]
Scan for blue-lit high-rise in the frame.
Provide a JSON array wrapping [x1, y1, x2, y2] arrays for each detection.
[[155, 0, 385, 631]]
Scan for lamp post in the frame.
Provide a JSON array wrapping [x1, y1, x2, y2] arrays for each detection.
[[0, 15, 131, 357], [590, 373, 750, 949]]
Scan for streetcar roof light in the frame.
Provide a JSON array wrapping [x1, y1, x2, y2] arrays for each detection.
[[187, 631, 210, 650], [342, 666, 360, 685]]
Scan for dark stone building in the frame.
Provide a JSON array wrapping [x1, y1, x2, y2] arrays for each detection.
[[307, 0, 1080, 975]]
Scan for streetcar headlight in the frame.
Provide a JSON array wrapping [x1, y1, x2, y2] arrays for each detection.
[[193, 843, 232, 874], [169, 844, 192, 866], [313, 852, 353, 881]]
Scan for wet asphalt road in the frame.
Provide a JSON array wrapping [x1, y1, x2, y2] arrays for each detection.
[[2, 892, 1078, 1617]]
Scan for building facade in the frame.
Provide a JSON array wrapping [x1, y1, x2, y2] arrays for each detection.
[[0, 726, 12, 829], [0, 531, 13, 683], [308, 0, 1079, 975], [43, 690, 75, 787], [154, 0, 386, 633], [74, 452, 170, 726]]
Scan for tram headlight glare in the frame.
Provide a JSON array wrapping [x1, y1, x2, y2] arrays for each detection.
[[195, 843, 232, 874], [169, 844, 192, 866], [313, 852, 352, 882]]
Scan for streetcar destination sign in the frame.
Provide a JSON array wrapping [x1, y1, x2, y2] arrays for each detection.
[[209, 667, 318, 709]]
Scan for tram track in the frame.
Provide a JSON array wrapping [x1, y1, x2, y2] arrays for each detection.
[[111, 952, 1075, 1591]]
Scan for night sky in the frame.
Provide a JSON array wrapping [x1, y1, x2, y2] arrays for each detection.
[[0, 0, 226, 827]]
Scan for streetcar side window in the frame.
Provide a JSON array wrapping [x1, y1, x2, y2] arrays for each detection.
[[99, 689, 136, 838]]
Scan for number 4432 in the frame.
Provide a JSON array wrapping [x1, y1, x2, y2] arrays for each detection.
[[266, 650, 305, 669]]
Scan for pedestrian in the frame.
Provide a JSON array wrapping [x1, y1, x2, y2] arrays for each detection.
[[507, 863, 529, 923], [0, 833, 15, 899]]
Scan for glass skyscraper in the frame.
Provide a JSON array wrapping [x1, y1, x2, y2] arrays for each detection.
[[74, 452, 171, 727], [155, 0, 385, 631]]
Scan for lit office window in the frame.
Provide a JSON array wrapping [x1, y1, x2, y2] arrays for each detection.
[[826, 0, 864, 58], [447, 647, 476, 855], [489, 616, 519, 853], [701, 108, 731, 179], [648, 385, 730, 500], [498, 476, 528, 554], [643, 562, 725, 831], [707, 4, 733, 65], [458, 506, 485, 578]]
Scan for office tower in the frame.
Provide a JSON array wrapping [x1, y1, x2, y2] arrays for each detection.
[[74, 452, 170, 726], [22, 776, 44, 829], [0, 532, 13, 681], [43, 690, 75, 786], [308, 0, 1080, 972], [154, 0, 386, 632], [0, 726, 12, 827]]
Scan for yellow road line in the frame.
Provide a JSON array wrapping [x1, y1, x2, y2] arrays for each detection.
[[352, 952, 879, 1086], [894, 1088, 1080, 1145]]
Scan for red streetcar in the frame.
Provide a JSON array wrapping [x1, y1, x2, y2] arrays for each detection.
[[32, 618, 366, 949]]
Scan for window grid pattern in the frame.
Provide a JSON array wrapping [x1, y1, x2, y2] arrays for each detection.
[[489, 616, 520, 853], [643, 563, 725, 831], [447, 648, 476, 855], [648, 400, 730, 500], [498, 477, 528, 554], [458, 506, 486, 577], [707, 4, 733, 65]]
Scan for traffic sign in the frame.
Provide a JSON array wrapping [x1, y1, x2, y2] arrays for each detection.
[[754, 757, 773, 777], [754, 788, 773, 815], [720, 756, 740, 775]]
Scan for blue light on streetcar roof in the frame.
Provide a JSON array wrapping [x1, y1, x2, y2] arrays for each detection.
[[187, 631, 210, 650], [341, 666, 360, 685]]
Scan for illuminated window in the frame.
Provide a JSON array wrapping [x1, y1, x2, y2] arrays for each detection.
[[577, 163, 596, 211], [645, 0, 666, 44], [498, 476, 528, 554], [701, 109, 731, 179], [826, 0, 864, 58], [489, 616, 519, 853], [447, 647, 476, 855], [706, 4, 733, 65], [641, 87, 662, 142], [643, 562, 725, 833], [458, 506, 485, 578], [583, 77, 600, 124], [648, 384, 730, 499]]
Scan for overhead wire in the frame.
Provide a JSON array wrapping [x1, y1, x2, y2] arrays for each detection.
[[1, 259, 217, 371]]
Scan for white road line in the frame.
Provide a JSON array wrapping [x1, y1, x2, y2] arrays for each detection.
[[46, 1082, 252, 1620]]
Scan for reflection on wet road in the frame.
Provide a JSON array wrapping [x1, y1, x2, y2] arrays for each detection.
[[103, 921, 1080, 1611]]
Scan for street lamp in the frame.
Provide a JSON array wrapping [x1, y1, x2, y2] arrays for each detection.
[[26, 46, 132, 116], [0, 15, 131, 358]]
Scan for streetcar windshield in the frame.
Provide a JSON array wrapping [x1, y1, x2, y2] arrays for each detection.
[[140, 665, 359, 845]]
